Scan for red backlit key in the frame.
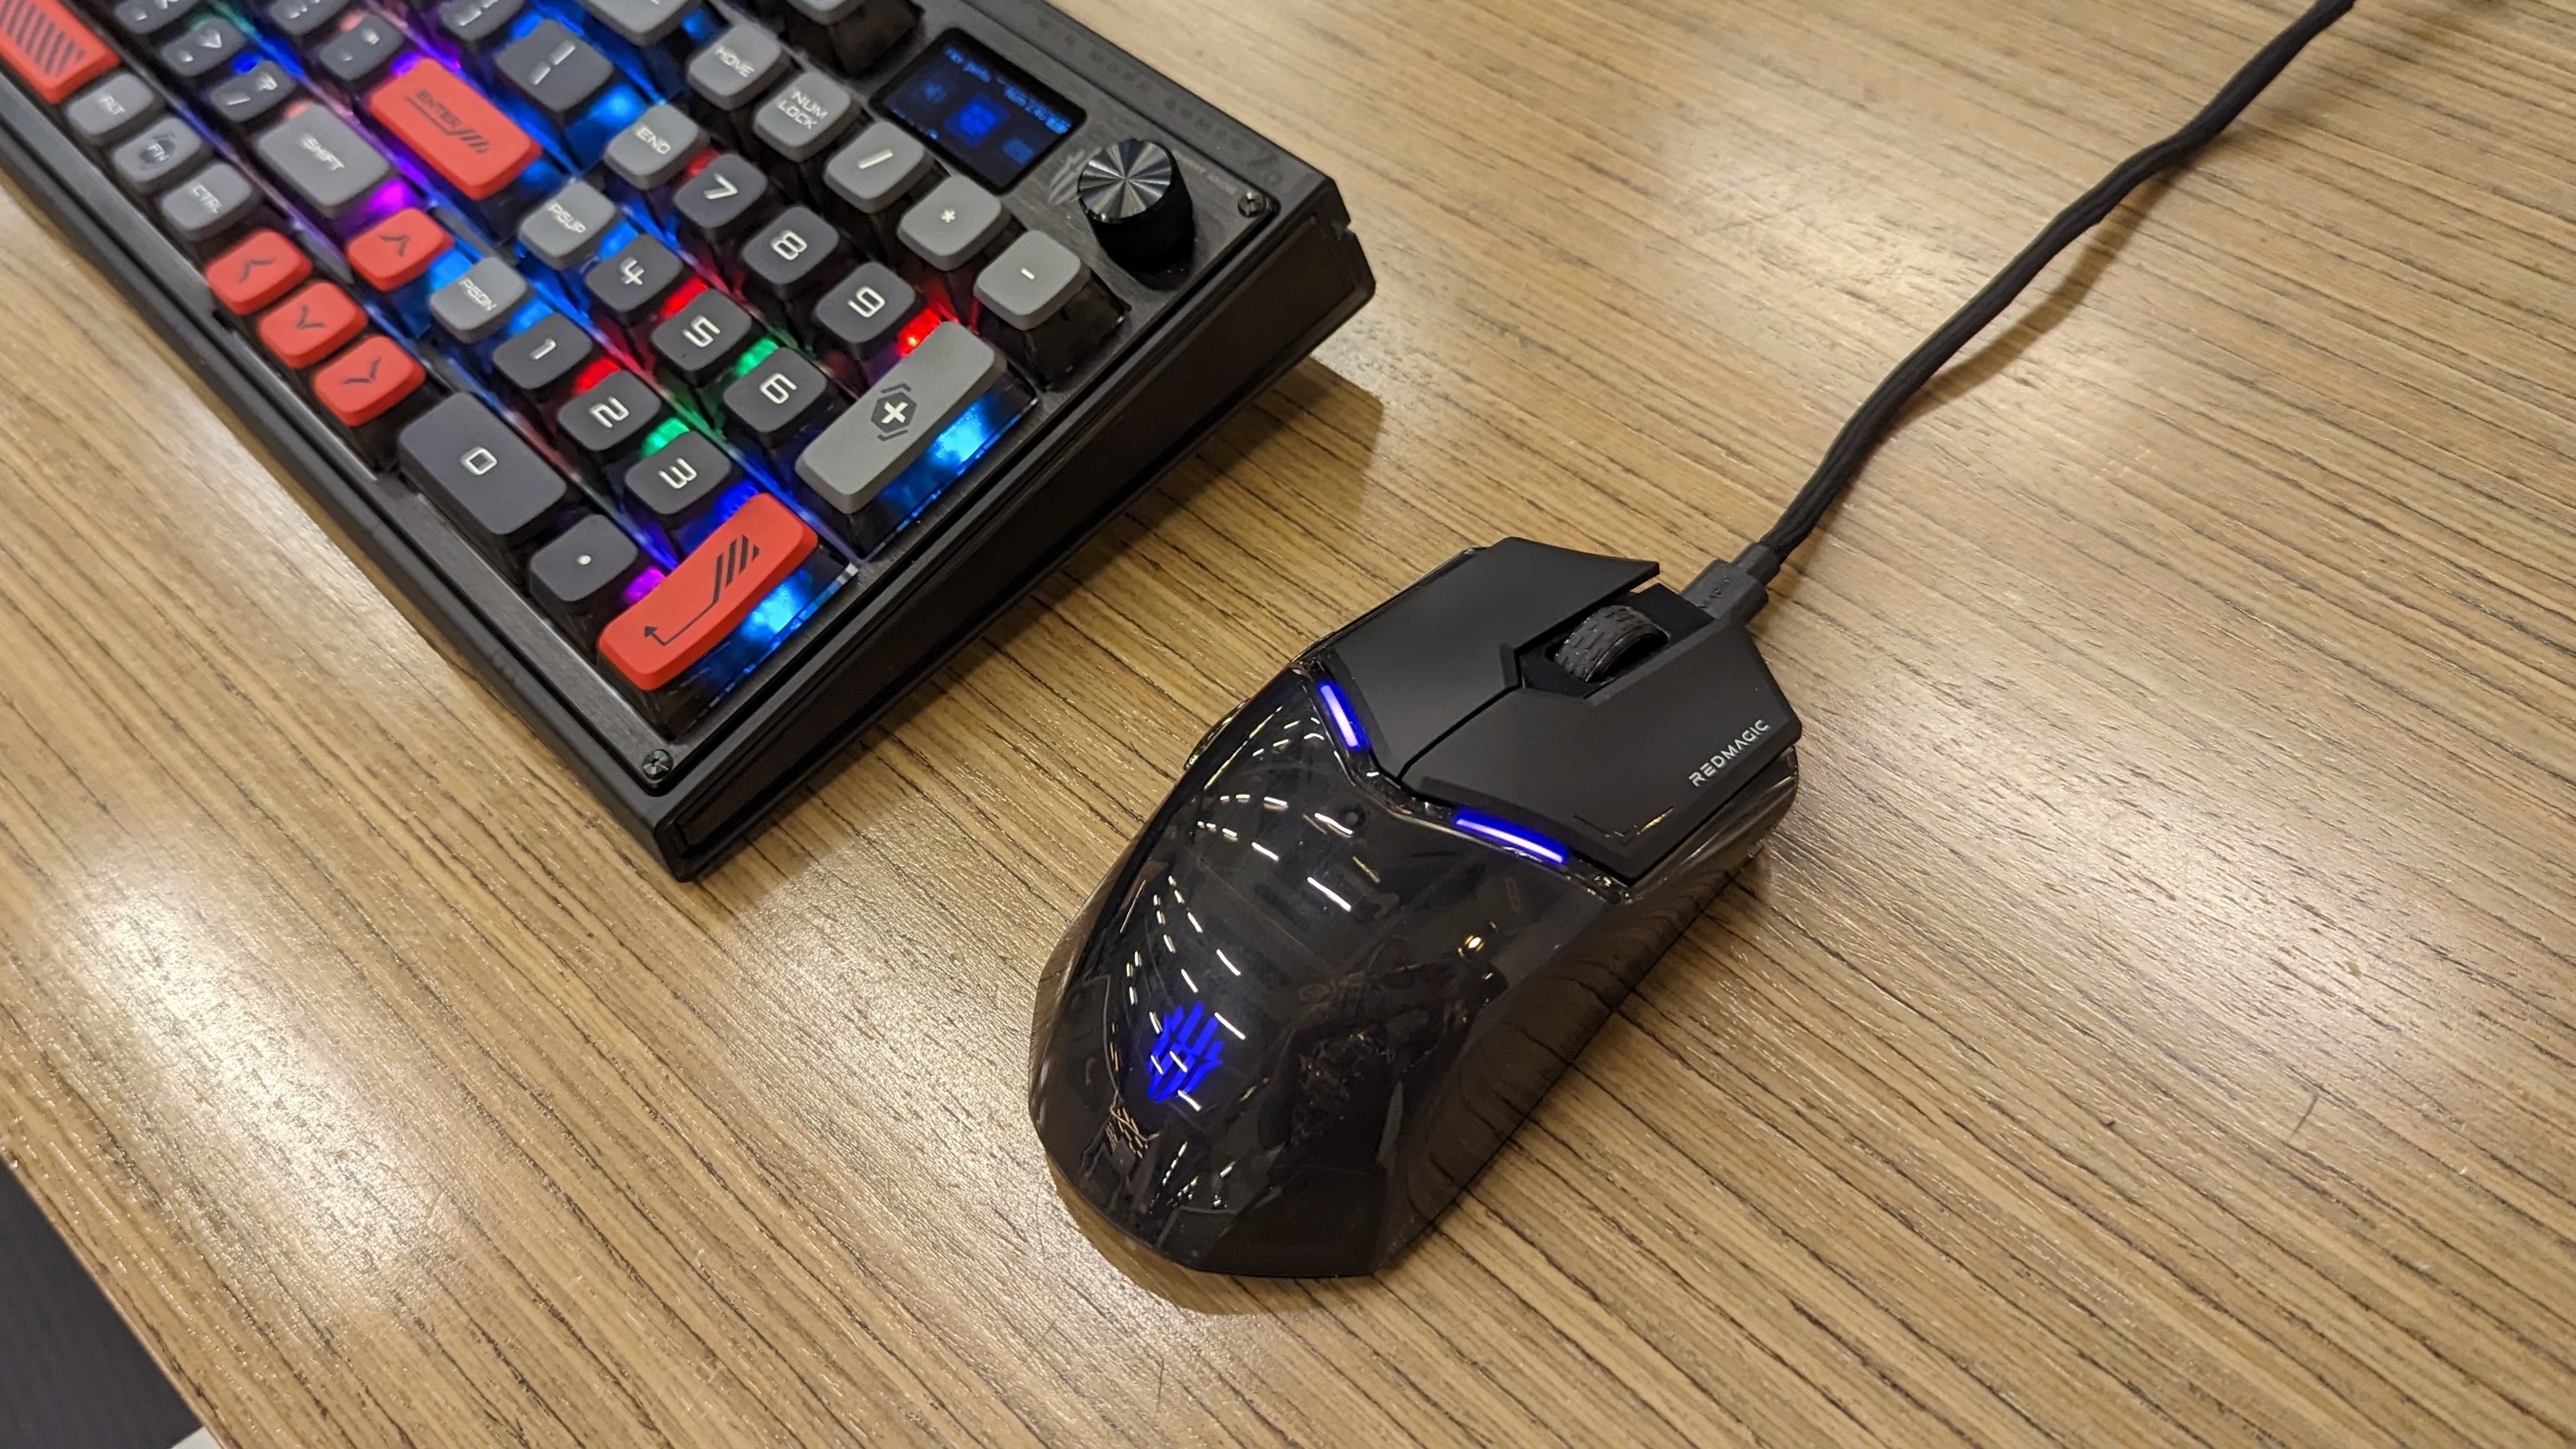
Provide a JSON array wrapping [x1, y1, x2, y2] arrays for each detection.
[[257, 280, 367, 368], [345, 206, 452, 291], [0, 0, 118, 104], [601, 492, 816, 689], [204, 229, 311, 315], [365, 58, 538, 201], [312, 334, 425, 425]]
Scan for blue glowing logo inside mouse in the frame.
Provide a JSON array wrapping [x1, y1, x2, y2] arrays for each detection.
[[1145, 1001, 1225, 1105]]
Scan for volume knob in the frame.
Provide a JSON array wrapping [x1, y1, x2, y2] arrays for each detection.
[[1078, 139, 1193, 270]]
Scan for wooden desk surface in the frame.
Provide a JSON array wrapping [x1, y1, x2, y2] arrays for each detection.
[[4, 0, 2574, 1442]]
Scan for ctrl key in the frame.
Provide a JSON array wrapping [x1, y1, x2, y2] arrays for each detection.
[[397, 394, 581, 570], [158, 163, 274, 261]]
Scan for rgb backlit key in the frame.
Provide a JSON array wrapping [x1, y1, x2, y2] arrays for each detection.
[[205, 229, 312, 315], [258, 280, 367, 367], [366, 57, 538, 201], [0, 0, 119, 104], [601, 491, 816, 689]]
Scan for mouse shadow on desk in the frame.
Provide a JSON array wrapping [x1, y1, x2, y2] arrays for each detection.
[[1038, 854, 1782, 1314]]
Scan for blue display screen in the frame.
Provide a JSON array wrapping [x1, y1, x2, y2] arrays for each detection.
[[881, 36, 1082, 190]]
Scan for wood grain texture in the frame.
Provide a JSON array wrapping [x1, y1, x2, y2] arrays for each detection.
[[3, 0, 2574, 1441]]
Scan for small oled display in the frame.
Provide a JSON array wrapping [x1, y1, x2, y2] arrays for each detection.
[[881, 35, 1081, 190]]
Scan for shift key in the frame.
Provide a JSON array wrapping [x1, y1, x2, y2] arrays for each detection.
[[793, 321, 1002, 515], [254, 102, 393, 222]]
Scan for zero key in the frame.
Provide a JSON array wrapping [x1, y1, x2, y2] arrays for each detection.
[[397, 394, 579, 564]]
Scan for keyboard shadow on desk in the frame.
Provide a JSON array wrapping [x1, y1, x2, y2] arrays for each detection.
[[692, 355, 1385, 889]]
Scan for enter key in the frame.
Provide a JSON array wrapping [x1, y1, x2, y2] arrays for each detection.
[[601, 493, 817, 691]]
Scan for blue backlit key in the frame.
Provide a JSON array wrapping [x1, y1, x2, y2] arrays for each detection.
[[793, 319, 1002, 531]]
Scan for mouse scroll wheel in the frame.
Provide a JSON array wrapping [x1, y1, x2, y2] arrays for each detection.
[[1552, 605, 1669, 684]]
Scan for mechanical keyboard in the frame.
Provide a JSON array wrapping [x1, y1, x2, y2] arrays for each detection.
[[0, 0, 1372, 875]]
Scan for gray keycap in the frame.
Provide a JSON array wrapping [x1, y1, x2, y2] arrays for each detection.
[[795, 321, 1004, 513], [110, 117, 205, 196], [896, 174, 1008, 271], [518, 180, 621, 271], [683, 22, 785, 113], [604, 104, 706, 191], [579, 0, 695, 45], [974, 231, 1088, 331], [253, 103, 393, 220], [159, 163, 260, 248], [65, 74, 162, 150], [824, 120, 933, 217], [430, 257, 532, 343], [751, 70, 856, 163]]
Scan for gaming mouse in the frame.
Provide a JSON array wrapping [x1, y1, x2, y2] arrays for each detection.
[[1028, 539, 1803, 1275], [1028, 0, 2356, 1277]]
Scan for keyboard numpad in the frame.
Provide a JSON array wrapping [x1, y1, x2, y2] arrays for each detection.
[[397, 394, 579, 562], [30, 0, 1208, 746], [898, 174, 1009, 273], [528, 512, 648, 645], [750, 69, 857, 167], [600, 491, 816, 691], [491, 311, 601, 410], [811, 259, 915, 384], [794, 319, 1001, 519], [742, 206, 844, 325]]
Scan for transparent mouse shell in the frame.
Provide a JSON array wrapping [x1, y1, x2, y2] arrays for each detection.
[[1029, 663, 1798, 1277]]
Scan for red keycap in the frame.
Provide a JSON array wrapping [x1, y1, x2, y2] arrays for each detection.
[[0, 0, 116, 104], [204, 230, 312, 316], [257, 281, 367, 369], [365, 59, 538, 202], [601, 494, 817, 690], [312, 335, 425, 425], [345, 208, 452, 292]]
